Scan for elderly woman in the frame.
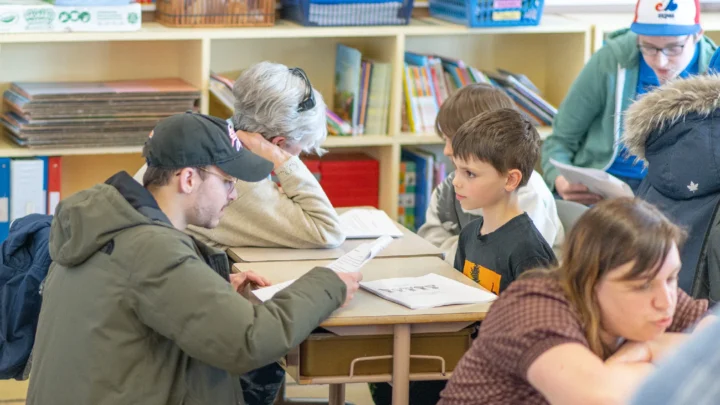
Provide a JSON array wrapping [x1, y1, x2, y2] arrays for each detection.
[[134, 61, 344, 250], [438, 198, 713, 405]]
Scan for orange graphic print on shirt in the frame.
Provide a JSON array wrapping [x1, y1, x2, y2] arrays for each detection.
[[463, 260, 501, 294]]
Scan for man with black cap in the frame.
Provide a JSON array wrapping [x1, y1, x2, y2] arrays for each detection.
[[26, 112, 362, 405]]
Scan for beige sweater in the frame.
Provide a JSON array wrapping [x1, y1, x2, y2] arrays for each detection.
[[133, 156, 345, 250]]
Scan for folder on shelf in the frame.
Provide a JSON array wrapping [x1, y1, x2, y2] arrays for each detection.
[[0, 158, 10, 242], [47, 157, 62, 216], [10, 158, 46, 223]]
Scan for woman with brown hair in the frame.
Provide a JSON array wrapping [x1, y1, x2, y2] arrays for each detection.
[[438, 197, 713, 405]]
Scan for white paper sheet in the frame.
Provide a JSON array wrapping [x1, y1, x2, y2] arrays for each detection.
[[360, 273, 497, 310], [550, 158, 634, 199], [327, 235, 393, 273], [251, 235, 394, 302], [339, 208, 404, 239]]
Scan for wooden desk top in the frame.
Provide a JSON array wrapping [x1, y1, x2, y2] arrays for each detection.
[[234, 256, 492, 327], [227, 224, 444, 263]]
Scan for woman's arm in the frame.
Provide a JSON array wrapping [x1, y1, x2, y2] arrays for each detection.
[[527, 343, 654, 405]]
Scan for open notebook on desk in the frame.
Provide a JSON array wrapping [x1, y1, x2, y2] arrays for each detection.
[[252, 235, 394, 302], [360, 273, 497, 310]]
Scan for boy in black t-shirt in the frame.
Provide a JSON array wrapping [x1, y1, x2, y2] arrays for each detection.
[[452, 108, 557, 294]]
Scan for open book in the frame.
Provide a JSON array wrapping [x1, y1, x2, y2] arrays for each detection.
[[360, 273, 497, 310], [251, 235, 394, 302], [550, 158, 634, 199], [339, 208, 404, 239]]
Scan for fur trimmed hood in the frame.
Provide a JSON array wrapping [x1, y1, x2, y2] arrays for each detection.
[[623, 75, 720, 159]]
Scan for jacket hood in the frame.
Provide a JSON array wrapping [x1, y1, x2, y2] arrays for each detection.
[[605, 29, 641, 68], [623, 75, 720, 199], [49, 171, 172, 267]]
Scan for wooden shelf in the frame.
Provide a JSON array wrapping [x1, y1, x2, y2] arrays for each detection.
[[0, 13, 589, 219], [396, 126, 552, 144], [324, 135, 394, 148], [0, 15, 590, 44]]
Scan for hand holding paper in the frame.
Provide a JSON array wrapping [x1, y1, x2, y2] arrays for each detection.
[[251, 235, 393, 302], [550, 158, 634, 199]]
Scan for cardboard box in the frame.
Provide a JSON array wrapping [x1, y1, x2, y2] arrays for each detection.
[[0, 1, 141, 33]]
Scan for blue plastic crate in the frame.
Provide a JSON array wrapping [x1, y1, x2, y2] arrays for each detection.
[[282, 0, 414, 27], [428, 0, 543, 28]]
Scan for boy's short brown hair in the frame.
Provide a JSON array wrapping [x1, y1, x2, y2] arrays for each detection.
[[435, 83, 515, 139], [452, 108, 539, 187]]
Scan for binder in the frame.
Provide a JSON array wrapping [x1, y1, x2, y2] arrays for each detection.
[[0, 158, 10, 242], [47, 157, 62, 216], [10, 158, 46, 223]]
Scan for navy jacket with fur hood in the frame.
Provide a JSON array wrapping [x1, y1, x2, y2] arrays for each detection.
[[623, 74, 720, 303]]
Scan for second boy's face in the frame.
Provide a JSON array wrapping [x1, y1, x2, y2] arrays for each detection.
[[452, 157, 508, 211]]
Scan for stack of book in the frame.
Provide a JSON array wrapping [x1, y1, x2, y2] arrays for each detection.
[[1, 78, 200, 148], [401, 52, 557, 134]]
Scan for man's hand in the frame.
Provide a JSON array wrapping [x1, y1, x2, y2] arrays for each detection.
[[555, 175, 603, 206], [335, 272, 363, 307], [230, 271, 271, 293], [234, 130, 291, 171]]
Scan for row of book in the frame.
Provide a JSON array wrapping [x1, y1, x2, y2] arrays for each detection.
[[1, 78, 201, 149], [0, 156, 62, 242], [399, 147, 446, 231], [332, 44, 393, 136], [401, 52, 558, 134]]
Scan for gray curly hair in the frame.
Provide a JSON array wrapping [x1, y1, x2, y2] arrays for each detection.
[[232, 61, 328, 155]]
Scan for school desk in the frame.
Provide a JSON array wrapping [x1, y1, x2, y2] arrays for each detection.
[[234, 256, 492, 405], [227, 221, 444, 263]]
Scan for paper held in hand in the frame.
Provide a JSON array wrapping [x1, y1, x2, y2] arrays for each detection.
[[360, 273, 497, 310], [339, 208, 404, 239], [251, 235, 394, 302], [550, 158, 634, 199]]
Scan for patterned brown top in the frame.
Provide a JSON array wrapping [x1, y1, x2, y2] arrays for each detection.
[[438, 276, 709, 405]]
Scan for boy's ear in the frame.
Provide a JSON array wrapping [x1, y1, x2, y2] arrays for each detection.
[[505, 169, 522, 192]]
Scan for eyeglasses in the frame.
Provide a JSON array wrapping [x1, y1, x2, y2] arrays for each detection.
[[197, 167, 238, 195], [637, 37, 691, 57], [289, 67, 316, 113]]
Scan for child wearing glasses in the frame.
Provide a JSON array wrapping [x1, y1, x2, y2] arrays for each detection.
[[541, 0, 716, 204]]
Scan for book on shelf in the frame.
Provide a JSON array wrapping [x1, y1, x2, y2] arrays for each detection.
[[400, 52, 557, 134], [333, 44, 392, 136]]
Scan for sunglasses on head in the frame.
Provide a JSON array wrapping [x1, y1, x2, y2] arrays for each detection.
[[289, 67, 316, 113]]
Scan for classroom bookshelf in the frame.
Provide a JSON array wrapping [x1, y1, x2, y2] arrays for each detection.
[[0, 14, 591, 220]]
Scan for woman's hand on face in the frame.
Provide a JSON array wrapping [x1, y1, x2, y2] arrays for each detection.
[[646, 333, 690, 364], [234, 130, 291, 170], [606, 341, 652, 365], [608, 333, 689, 365]]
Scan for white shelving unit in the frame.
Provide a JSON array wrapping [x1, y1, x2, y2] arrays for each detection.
[[0, 14, 591, 219]]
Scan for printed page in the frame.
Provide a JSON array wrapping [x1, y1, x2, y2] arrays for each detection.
[[360, 273, 497, 310], [339, 208, 404, 239], [550, 158, 634, 199], [251, 236, 394, 301], [328, 235, 393, 273], [251, 279, 296, 302]]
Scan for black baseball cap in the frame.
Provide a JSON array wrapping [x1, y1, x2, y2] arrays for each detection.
[[144, 112, 273, 182]]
